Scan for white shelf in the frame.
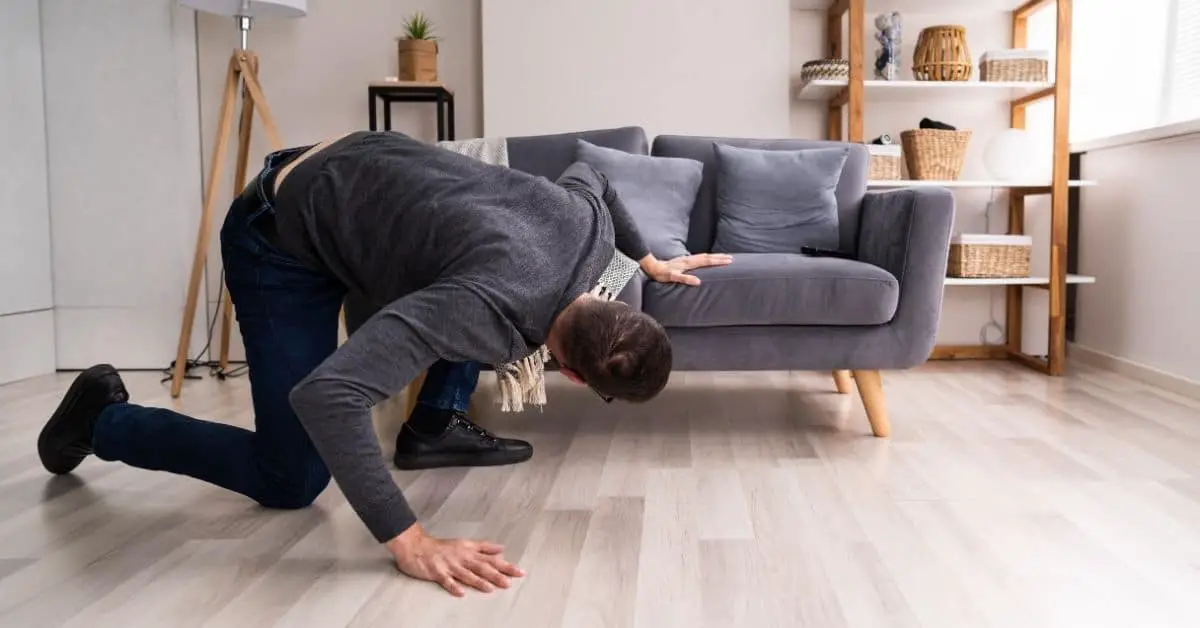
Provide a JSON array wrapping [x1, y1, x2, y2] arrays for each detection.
[[794, 79, 1053, 102], [791, 0, 1033, 13], [868, 179, 1097, 189], [944, 274, 1096, 286]]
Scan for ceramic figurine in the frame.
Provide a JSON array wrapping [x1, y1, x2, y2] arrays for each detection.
[[874, 12, 902, 80]]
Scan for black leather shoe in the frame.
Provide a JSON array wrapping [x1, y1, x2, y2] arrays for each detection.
[[38, 364, 129, 475], [393, 413, 533, 470]]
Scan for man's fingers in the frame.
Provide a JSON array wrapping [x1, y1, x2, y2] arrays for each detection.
[[476, 541, 505, 555], [483, 553, 526, 577], [469, 559, 513, 589], [698, 253, 733, 267], [438, 571, 466, 597], [673, 271, 701, 286], [451, 563, 494, 593]]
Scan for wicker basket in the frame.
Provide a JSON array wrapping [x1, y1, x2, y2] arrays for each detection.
[[867, 144, 902, 180], [801, 58, 849, 82], [900, 129, 971, 180], [913, 25, 972, 81], [979, 49, 1049, 82], [948, 234, 1033, 278]]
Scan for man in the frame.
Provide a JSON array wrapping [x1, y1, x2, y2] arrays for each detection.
[[37, 130, 731, 597]]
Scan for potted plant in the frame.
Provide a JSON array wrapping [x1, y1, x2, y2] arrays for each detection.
[[397, 11, 439, 82]]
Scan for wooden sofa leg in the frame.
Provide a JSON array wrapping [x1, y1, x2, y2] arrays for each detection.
[[832, 370, 853, 394], [852, 370, 890, 437]]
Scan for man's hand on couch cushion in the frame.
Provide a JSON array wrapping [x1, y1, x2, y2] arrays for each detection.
[[639, 253, 733, 286]]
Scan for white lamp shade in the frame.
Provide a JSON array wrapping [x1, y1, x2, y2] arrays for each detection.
[[179, 0, 306, 18]]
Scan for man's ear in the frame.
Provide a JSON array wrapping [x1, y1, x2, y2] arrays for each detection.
[[560, 366, 585, 385]]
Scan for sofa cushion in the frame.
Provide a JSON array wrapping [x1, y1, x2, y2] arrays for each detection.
[[651, 136, 868, 255], [643, 253, 898, 328], [712, 143, 849, 254], [506, 126, 649, 181], [575, 140, 703, 260]]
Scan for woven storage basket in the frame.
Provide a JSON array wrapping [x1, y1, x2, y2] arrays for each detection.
[[800, 58, 849, 82], [948, 234, 1032, 278], [867, 144, 902, 180], [979, 49, 1049, 82], [913, 25, 972, 81], [900, 129, 971, 180]]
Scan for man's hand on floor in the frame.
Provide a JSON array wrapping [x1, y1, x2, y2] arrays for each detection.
[[644, 253, 734, 286], [387, 523, 525, 596]]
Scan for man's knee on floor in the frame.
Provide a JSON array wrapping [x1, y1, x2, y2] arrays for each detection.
[[255, 468, 331, 510]]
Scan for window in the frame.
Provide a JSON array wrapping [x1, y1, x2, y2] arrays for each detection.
[[1028, 0, 1198, 144], [1165, 0, 1200, 124]]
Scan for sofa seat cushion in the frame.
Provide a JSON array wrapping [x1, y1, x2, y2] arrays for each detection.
[[643, 253, 899, 328]]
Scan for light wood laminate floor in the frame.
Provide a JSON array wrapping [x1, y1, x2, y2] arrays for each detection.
[[1, 362, 1199, 627]]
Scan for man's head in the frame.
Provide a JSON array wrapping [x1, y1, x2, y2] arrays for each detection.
[[547, 297, 672, 403]]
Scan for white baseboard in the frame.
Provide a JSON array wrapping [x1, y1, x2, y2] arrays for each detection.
[[1070, 343, 1200, 400]]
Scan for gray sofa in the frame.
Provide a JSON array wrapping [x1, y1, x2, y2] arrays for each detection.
[[351, 126, 955, 437]]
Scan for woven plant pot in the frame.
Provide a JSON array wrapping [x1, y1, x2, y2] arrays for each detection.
[[913, 25, 972, 81], [900, 129, 971, 180], [398, 38, 438, 82]]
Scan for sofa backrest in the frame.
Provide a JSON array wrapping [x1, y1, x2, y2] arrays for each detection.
[[652, 136, 869, 255], [505, 126, 649, 181]]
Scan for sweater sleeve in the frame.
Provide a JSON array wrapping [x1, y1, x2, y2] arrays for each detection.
[[287, 280, 519, 543], [557, 162, 651, 261], [599, 175, 652, 261]]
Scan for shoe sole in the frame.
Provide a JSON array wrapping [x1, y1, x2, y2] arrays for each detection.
[[37, 364, 118, 475], [393, 448, 534, 471]]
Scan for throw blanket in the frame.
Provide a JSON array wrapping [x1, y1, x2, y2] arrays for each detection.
[[437, 136, 641, 411]]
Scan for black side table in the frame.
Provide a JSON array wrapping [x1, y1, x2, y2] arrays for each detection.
[[367, 81, 455, 141]]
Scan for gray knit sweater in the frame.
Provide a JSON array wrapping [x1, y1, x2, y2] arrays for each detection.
[[273, 131, 649, 543]]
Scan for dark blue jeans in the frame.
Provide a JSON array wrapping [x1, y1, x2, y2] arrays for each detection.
[[91, 148, 481, 509]]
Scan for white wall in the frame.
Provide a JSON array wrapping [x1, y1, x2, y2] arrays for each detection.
[[195, 0, 483, 362], [39, 0, 207, 369], [482, 0, 792, 138], [0, 0, 56, 384], [1074, 133, 1200, 384]]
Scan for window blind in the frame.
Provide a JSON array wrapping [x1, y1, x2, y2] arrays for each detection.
[[1167, 0, 1200, 123]]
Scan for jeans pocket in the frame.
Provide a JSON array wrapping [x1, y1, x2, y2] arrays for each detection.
[[246, 217, 311, 270]]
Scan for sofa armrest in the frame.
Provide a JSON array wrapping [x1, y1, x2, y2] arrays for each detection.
[[857, 188, 955, 362], [616, 269, 647, 311]]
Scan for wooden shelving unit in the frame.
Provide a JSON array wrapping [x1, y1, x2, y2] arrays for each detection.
[[810, 0, 1082, 376]]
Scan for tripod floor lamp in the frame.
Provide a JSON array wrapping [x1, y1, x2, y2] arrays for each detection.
[[171, 0, 307, 398]]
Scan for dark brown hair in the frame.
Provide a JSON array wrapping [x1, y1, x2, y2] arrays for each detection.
[[557, 299, 672, 402]]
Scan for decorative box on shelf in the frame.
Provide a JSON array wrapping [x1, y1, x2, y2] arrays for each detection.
[[948, 234, 1032, 278], [979, 49, 1049, 82], [866, 144, 902, 180]]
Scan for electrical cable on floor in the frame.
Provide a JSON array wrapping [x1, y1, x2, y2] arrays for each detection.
[[160, 269, 249, 385], [979, 188, 1006, 346]]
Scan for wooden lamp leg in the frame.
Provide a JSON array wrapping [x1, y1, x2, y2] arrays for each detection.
[[852, 369, 890, 437], [832, 369, 853, 394], [217, 58, 257, 372], [171, 55, 241, 398], [173, 50, 284, 396], [218, 52, 283, 371]]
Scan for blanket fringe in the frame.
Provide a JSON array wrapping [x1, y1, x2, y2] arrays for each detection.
[[495, 345, 550, 413]]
